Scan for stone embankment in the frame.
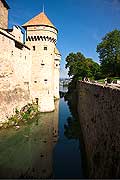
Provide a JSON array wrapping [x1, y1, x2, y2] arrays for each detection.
[[77, 81, 120, 178]]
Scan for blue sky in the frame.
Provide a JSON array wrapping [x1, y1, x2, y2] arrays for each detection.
[[7, 0, 120, 78]]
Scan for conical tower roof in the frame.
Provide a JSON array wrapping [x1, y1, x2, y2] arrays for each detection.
[[22, 12, 56, 29]]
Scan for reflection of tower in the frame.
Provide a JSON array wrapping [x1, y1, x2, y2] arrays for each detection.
[[53, 100, 59, 143], [0, 101, 59, 179], [22, 11, 61, 112], [24, 100, 59, 179]]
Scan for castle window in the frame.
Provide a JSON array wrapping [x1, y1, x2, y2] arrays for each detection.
[[35, 98, 39, 105], [2, 36, 4, 41], [24, 82, 29, 85], [34, 81, 37, 83], [44, 79, 48, 84], [25, 56, 26, 60], [56, 64, 58, 67], [41, 60, 45, 66], [44, 46, 47, 50], [11, 51, 13, 56], [33, 46, 35, 51], [20, 53, 22, 58]]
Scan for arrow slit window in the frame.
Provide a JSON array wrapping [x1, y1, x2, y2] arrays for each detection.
[[44, 46, 47, 50]]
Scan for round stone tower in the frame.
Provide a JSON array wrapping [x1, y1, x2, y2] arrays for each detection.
[[22, 11, 61, 112]]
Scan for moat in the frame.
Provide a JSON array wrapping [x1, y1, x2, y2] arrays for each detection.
[[0, 96, 85, 179]]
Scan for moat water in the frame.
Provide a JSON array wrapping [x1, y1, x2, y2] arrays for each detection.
[[0, 90, 85, 179]]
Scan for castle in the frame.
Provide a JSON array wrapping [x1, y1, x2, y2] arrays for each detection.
[[0, 0, 61, 122]]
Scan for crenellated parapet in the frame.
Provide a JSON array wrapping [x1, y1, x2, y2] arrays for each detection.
[[26, 35, 57, 44]]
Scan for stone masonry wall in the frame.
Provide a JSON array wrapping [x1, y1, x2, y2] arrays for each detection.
[[0, 30, 31, 123], [0, 88, 29, 124], [0, 0, 8, 29], [54, 54, 60, 99], [77, 81, 120, 178], [26, 26, 58, 112]]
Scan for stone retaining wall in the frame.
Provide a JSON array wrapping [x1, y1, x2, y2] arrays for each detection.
[[77, 81, 120, 178]]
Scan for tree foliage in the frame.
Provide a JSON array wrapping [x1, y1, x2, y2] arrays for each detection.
[[65, 52, 101, 80], [97, 29, 120, 77]]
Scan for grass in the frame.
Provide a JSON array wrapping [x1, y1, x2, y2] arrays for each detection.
[[97, 79, 105, 83]]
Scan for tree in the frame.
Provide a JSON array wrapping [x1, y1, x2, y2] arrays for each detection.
[[86, 58, 102, 80], [65, 52, 101, 79], [65, 52, 86, 77], [65, 52, 101, 101], [97, 29, 120, 77]]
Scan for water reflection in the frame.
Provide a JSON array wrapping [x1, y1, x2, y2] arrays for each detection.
[[59, 85, 68, 98], [0, 95, 85, 179], [64, 88, 88, 179], [0, 100, 59, 179], [64, 116, 81, 140], [59, 85, 68, 93], [64, 115, 89, 178], [53, 98, 84, 179]]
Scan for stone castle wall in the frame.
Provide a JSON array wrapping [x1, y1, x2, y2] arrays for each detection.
[[0, 0, 8, 29], [0, 25, 60, 121], [25, 26, 59, 112], [77, 81, 120, 178], [54, 57, 60, 99], [0, 29, 31, 123]]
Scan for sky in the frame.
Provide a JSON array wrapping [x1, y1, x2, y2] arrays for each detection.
[[7, 0, 120, 78]]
